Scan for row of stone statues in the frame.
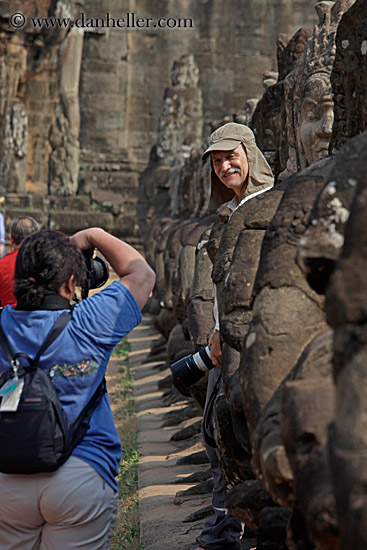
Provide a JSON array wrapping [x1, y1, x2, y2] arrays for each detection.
[[139, 1, 367, 548]]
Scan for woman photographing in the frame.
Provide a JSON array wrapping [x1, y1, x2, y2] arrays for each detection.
[[0, 227, 155, 549]]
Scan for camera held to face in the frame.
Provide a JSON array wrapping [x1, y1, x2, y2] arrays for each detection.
[[81, 249, 109, 299], [170, 345, 215, 397]]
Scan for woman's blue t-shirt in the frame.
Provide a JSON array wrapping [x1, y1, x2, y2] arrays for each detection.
[[0, 281, 142, 490]]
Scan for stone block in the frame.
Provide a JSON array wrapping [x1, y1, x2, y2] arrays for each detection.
[[25, 79, 52, 100], [95, 31, 127, 61], [83, 59, 118, 74], [81, 128, 120, 147], [81, 72, 120, 95], [114, 213, 138, 237], [49, 211, 114, 234], [46, 195, 91, 211], [127, 32, 155, 52], [95, 110, 124, 130], [82, 93, 124, 112], [3, 193, 33, 208]]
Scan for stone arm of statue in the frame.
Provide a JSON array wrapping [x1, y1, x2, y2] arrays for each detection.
[[70, 227, 156, 310]]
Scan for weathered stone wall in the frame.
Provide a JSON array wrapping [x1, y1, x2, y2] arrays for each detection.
[[121, 0, 318, 159], [0, 0, 74, 196]]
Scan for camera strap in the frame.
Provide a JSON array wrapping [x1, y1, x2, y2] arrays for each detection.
[[15, 291, 73, 311], [202, 372, 222, 449]]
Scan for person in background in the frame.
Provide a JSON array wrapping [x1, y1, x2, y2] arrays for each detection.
[[0, 197, 5, 258], [0, 216, 40, 308]]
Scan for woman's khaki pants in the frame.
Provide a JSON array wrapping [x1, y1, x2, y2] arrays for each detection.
[[0, 456, 118, 549]]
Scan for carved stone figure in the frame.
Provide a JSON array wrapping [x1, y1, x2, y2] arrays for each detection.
[[156, 54, 202, 167], [330, 0, 367, 151], [0, 19, 27, 194], [49, 26, 83, 196], [0, 0, 80, 195], [0, 102, 28, 194], [324, 132, 367, 550], [251, 27, 312, 178], [138, 54, 203, 249], [187, 217, 218, 350], [241, 159, 332, 509], [297, 135, 362, 295], [282, 0, 355, 177]]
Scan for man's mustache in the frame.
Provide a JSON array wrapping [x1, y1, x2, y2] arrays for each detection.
[[219, 167, 241, 178]]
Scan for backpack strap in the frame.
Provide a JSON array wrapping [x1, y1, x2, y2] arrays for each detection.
[[0, 311, 72, 368], [69, 377, 107, 449], [0, 318, 15, 365], [33, 311, 72, 365]]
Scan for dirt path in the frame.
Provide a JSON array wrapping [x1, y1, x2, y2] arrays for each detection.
[[127, 316, 212, 550]]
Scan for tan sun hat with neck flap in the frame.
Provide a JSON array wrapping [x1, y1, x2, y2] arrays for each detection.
[[203, 122, 274, 208], [202, 122, 254, 157]]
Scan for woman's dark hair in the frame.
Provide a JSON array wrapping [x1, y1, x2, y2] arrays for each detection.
[[14, 229, 87, 309]]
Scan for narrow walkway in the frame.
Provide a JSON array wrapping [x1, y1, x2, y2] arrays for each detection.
[[128, 315, 211, 550]]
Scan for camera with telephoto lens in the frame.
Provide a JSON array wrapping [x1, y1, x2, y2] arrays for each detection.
[[170, 345, 215, 397], [81, 248, 109, 299]]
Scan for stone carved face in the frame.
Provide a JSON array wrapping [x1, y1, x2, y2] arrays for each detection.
[[211, 145, 249, 201], [281, 0, 355, 176], [298, 74, 334, 166], [171, 55, 199, 88]]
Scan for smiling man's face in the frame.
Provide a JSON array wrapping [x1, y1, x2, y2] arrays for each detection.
[[211, 144, 249, 201]]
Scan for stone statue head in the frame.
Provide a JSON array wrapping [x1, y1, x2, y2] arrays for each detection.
[[297, 72, 334, 166], [283, 0, 355, 175], [171, 54, 199, 88]]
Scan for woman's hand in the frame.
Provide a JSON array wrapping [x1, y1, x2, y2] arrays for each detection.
[[209, 330, 221, 367]]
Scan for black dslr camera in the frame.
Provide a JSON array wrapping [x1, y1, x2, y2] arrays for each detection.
[[170, 345, 215, 397], [80, 248, 109, 299]]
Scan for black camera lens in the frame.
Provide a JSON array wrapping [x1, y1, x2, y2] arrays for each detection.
[[89, 256, 109, 290], [81, 249, 109, 299], [170, 346, 215, 397]]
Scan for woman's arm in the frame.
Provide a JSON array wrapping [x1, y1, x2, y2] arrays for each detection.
[[70, 228, 156, 310]]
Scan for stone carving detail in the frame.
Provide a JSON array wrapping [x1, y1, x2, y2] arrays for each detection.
[[0, 21, 28, 194], [138, 54, 203, 256], [323, 132, 367, 550], [0, 0, 79, 195], [49, 26, 83, 196], [156, 54, 201, 163], [282, 0, 355, 177], [330, 0, 367, 151], [251, 28, 312, 179], [0, 103, 28, 193]]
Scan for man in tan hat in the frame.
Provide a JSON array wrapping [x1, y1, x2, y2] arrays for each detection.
[[196, 123, 273, 550], [204, 122, 274, 368]]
